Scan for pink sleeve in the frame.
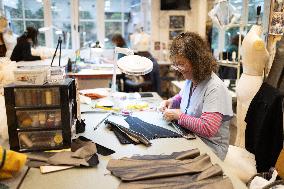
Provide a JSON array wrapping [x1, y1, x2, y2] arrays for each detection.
[[178, 112, 223, 138], [171, 94, 182, 109]]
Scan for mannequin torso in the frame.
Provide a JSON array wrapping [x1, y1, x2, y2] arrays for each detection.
[[241, 25, 269, 75], [130, 31, 150, 52], [235, 25, 269, 147]]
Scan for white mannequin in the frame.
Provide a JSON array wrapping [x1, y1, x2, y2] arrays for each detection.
[[3, 29, 17, 58], [235, 25, 269, 148], [0, 17, 16, 58], [130, 25, 150, 52]]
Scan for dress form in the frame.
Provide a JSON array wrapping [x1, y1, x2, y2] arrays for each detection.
[[235, 25, 269, 148], [130, 27, 150, 52], [3, 30, 16, 58]]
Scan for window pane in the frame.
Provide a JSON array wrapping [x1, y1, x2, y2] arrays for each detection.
[[51, 0, 72, 49], [105, 12, 122, 20], [79, 21, 97, 47], [105, 22, 122, 48], [79, 0, 96, 20], [24, 0, 44, 19], [248, 0, 264, 23], [10, 20, 24, 36], [4, 0, 23, 19], [79, 0, 97, 47], [26, 20, 45, 46]]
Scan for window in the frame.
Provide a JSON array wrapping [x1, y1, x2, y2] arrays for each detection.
[[51, 0, 72, 49], [4, 0, 45, 45], [79, 0, 97, 48], [104, 0, 131, 49], [211, 0, 265, 57], [2, 0, 149, 50]]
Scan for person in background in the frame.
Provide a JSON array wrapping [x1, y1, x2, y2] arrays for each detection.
[[111, 33, 127, 59], [160, 32, 233, 160], [11, 27, 45, 62]]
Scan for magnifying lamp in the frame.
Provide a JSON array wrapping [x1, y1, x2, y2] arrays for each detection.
[[111, 47, 153, 93]]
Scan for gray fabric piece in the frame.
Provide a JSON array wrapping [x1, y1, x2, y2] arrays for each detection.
[[47, 151, 90, 166], [107, 153, 212, 181], [71, 142, 97, 159], [118, 165, 234, 189], [130, 149, 200, 160]]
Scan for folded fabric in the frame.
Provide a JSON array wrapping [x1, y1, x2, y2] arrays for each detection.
[[27, 138, 99, 168], [107, 149, 234, 189], [118, 165, 234, 189], [107, 151, 212, 181], [0, 146, 27, 179]]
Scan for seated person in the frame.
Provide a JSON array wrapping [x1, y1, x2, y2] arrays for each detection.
[[160, 32, 233, 160], [11, 27, 45, 62], [124, 51, 161, 95]]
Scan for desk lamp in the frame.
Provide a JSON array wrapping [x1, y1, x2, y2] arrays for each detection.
[[111, 47, 153, 93]]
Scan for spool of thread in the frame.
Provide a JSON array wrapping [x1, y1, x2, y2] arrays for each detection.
[[31, 113, 39, 127], [19, 134, 33, 148], [39, 112, 46, 127], [45, 90, 52, 105]]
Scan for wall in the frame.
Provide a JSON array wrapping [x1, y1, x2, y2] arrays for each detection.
[[150, 0, 208, 60]]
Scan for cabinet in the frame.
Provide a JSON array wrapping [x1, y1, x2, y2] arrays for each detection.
[[4, 78, 77, 152]]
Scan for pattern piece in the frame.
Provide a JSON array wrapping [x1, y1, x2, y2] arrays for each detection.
[[125, 116, 181, 140]]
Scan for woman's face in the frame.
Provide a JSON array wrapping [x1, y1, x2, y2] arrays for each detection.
[[171, 56, 193, 80]]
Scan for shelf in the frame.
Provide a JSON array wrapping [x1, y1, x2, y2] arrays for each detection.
[[17, 126, 62, 132], [15, 105, 61, 110], [18, 145, 64, 153], [217, 60, 239, 68]]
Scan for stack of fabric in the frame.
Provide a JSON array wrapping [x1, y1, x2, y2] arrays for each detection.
[[27, 136, 114, 173], [107, 149, 234, 189]]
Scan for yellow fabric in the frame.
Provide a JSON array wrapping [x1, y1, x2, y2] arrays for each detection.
[[276, 148, 284, 180], [0, 146, 27, 179]]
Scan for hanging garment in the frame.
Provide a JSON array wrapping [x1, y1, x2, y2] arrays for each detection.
[[107, 149, 234, 189], [245, 82, 283, 172]]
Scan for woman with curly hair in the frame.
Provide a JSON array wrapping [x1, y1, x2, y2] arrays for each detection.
[[160, 32, 233, 160]]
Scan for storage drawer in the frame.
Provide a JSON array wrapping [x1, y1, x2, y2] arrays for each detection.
[[16, 109, 61, 129], [14, 88, 60, 107], [18, 130, 63, 150]]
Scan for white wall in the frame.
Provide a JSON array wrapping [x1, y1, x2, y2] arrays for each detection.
[[150, 0, 207, 61]]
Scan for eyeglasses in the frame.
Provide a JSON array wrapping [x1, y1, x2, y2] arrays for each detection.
[[171, 61, 187, 71]]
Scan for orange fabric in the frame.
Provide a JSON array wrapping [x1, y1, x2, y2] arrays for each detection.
[[276, 148, 284, 180]]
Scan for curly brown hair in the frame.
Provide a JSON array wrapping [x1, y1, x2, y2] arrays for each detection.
[[170, 32, 217, 83]]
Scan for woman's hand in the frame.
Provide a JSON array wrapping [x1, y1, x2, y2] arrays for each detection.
[[159, 99, 173, 112], [163, 109, 182, 122]]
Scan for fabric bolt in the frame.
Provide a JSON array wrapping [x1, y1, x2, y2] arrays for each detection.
[[118, 165, 234, 189], [107, 153, 212, 181], [125, 116, 182, 140], [178, 72, 233, 160], [178, 112, 223, 138], [245, 82, 283, 172]]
